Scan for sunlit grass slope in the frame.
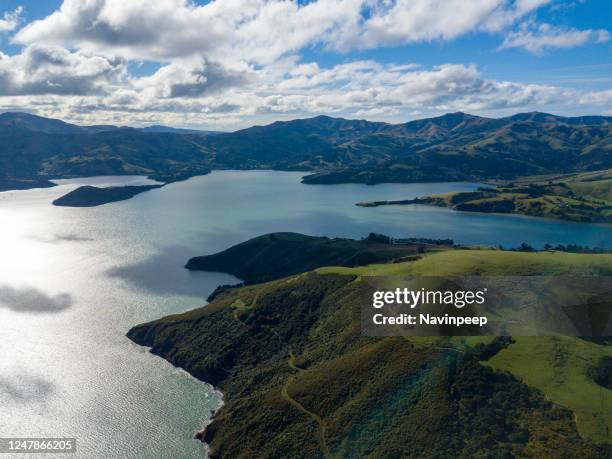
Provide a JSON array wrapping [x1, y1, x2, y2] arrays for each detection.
[[317, 249, 612, 277], [130, 246, 612, 456], [486, 336, 612, 443]]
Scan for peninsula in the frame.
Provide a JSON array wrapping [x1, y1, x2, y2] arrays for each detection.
[[52, 184, 163, 207], [357, 170, 612, 223], [185, 232, 448, 284], [128, 234, 612, 458]]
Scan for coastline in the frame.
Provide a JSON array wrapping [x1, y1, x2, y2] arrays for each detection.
[[126, 234, 612, 456], [355, 171, 612, 224], [130, 338, 226, 453], [125, 259, 612, 456], [356, 198, 612, 224]]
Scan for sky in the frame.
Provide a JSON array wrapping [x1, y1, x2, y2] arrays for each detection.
[[0, 0, 610, 130]]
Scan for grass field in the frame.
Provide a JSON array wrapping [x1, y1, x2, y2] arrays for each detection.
[[317, 249, 612, 277], [515, 169, 612, 204], [130, 245, 612, 456], [358, 169, 612, 222], [486, 336, 612, 443], [318, 249, 612, 443]]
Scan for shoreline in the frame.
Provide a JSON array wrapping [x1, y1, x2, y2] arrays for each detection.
[[130, 339, 225, 453], [357, 199, 612, 225], [356, 169, 612, 224]]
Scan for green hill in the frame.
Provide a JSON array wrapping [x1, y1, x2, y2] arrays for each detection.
[[0, 113, 213, 189], [1, 111, 611, 191], [128, 237, 612, 458], [185, 232, 446, 284], [357, 169, 612, 223]]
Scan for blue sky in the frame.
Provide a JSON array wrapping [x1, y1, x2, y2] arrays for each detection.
[[0, 0, 610, 129]]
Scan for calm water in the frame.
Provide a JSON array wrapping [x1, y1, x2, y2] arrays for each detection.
[[0, 171, 610, 458]]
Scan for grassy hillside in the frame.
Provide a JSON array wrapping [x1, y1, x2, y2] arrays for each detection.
[[570, 182, 612, 204], [185, 232, 447, 284], [1, 111, 611, 191], [129, 244, 612, 458], [486, 337, 612, 443], [300, 112, 612, 185], [0, 115, 212, 188], [207, 112, 612, 183], [357, 169, 612, 223], [318, 249, 612, 277]]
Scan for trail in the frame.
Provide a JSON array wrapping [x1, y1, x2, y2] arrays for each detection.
[[231, 290, 260, 320], [230, 286, 332, 456], [281, 348, 333, 459]]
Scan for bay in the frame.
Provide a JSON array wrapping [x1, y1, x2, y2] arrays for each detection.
[[0, 170, 609, 458]]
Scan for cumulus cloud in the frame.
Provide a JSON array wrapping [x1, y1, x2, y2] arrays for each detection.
[[482, 0, 552, 32], [266, 62, 575, 115], [13, 0, 362, 64], [13, 0, 552, 63], [578, 89, 612, 106], [132, 60, 251, 98], [0, 0, 609, 128], [338, 0, 552, 50], [0, 44, 125, 96], [0, 6, 22, 34], [501, 22, 611, 54], [0, 59, 608, 129]]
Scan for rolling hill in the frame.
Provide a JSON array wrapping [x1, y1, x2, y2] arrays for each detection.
[[128, 235, 612, 458], [357, 169, 612, 223], [0, 113, 214, 190], [1, 111, 611, 191], [185, 232, 446, 284]]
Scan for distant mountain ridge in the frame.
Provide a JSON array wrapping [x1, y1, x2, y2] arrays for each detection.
[[205, 111, 611, 174], [0, 112, 221, 135], [0, 110, 610, 191], [0, 112, 215, 190], [137, 125, 223, 135]]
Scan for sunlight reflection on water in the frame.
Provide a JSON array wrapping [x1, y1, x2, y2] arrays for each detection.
[[0, 171, 609, 458]]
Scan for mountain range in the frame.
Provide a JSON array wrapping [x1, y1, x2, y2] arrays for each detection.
[[0, 111, 610, 191]]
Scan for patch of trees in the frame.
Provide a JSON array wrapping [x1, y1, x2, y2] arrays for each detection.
[[587, 356, 612, 389], [456, 199, 515, 213], [366, 232, 392, 244], [500, 243, 610, 253], [543, 243, 610, 254]]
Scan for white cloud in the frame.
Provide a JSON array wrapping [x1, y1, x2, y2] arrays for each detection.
[[269, 62, 576, 114], [0, 6, 22, 34], [501, 22, 611, 54], [131, 60, 252, 98], [0, 0, 609, 128], [338, 0, 547, 50], [483, 0, 552, 32], [0, 44, 125, 95], [578, 89, 612, 106], [13, 0, 363, 65], [13, 0, 553, 64], [2, 59, 606, 130]]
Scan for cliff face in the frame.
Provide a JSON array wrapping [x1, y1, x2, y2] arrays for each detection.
[[128, 268, 610, 458]]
